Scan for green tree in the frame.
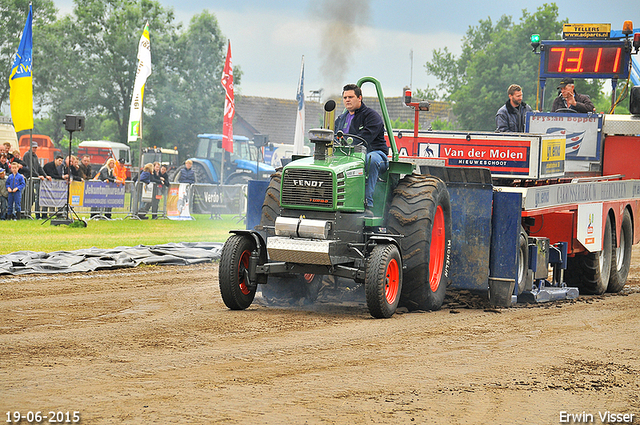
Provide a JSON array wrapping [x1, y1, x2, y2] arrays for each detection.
[[390, 117, 413, 129], [430, 118, 457, 131], [414, 85, 440, 101], [61, 0, 177, 144], [32, 14, 82, 144], [424, 3, 567, 130], [10, 1, 240, 160], [1, 0, 57, 112], [146, 10, 242, 158]]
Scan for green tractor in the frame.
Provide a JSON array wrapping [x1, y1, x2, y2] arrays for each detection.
[[219, 77, 452, 318]]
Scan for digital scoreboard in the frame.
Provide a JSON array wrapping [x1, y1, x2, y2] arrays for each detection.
[[539, 40, 630, 79]]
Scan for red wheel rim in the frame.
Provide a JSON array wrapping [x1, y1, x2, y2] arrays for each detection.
[[385, 258, 400, 304], [429, 205, 445, 292], [238, 249, 251, 295]]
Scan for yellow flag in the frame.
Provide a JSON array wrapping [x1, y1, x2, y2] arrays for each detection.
[[9, 5, 33, 132]]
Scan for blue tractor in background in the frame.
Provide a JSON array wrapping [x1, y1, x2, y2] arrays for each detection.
[[174, 134, 276, 185]]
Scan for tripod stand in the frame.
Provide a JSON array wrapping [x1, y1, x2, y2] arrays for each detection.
[[46, 116, 86, 227]]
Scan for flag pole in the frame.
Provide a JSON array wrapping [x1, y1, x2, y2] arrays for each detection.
[[293, 56, 305, 156]]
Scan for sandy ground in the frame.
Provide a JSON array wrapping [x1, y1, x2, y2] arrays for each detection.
[[1, 246, 639, 424]]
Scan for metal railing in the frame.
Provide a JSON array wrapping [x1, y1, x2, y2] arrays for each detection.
[[16, 178, 248, 221]]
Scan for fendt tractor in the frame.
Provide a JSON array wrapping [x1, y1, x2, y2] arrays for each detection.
[[219, 23, 640, 318]]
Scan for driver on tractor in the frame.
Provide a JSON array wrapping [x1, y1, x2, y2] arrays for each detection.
[[551, 77, 595, 113], [334, 83, 388, 214]]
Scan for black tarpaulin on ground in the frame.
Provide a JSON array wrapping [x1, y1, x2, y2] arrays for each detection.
[[0, 242, 223, 276]]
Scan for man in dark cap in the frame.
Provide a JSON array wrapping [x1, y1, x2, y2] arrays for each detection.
[[551, 78, 595, 113], [114, 157, 127, 183]]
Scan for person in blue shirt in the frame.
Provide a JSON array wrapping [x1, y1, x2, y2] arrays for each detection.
[[178, 160, 196, 184], [334, 84, 389, 214], [6, 162, 26, 220]]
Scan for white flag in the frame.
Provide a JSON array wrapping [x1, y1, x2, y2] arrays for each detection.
[[128, 22, 152, 142], [293, 56, 305, 155]]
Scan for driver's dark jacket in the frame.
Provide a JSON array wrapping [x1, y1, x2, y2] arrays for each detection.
[[334, 102, 388, 155], [551, 91, 595, 113]]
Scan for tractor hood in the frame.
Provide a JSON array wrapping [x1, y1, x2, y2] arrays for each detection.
[[235, 158, 276, 174], [279, 154, 366, 212]]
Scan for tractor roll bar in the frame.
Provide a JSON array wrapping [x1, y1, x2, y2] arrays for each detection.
[[356, 76, 399, 162]]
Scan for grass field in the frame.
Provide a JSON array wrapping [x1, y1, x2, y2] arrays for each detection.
[[0, 214, 240, 255]]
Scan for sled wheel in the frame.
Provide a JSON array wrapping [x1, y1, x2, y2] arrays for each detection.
[[365, 244, 402, 319], [608, 209, 633, 293], [219, 234, 257, 310], [566, 215, 612, 295], [516, 226, 529, 295], [387, 174, 452, 311]]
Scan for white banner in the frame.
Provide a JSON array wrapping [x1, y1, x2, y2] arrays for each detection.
[[127, 22, 152, 142]]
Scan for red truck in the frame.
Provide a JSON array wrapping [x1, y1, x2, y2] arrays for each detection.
[[18, 134, 62, 167]]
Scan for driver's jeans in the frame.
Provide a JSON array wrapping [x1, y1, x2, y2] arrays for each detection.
[[365, 150, 388, 209]]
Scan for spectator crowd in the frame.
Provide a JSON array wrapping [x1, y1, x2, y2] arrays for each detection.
[[0, 141, 184, 221]]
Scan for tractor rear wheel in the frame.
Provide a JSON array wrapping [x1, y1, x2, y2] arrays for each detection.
[[257, 171, 281, 235], [257, 171, 322, 305], [365, 244, 402, 318], [387, 174, 452, 311], [226, 172, 252, 185], [608, 209, 633, 293], [219, 234, 257, 310], [566, 215, 612, 295], [193, 162, 210, 184]]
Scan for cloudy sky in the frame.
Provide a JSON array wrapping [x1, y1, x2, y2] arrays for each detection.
[[54, 0, 637, 100]]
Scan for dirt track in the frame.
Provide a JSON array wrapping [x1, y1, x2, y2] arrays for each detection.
[[1, 246, 640, 424]]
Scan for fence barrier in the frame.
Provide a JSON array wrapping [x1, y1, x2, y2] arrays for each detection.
[[14, 178, 249, 221]]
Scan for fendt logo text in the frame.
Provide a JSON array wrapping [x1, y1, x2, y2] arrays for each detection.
[[293, 180, 324, 188]]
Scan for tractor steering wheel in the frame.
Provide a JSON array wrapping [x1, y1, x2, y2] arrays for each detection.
[[554, 107, 577, 113], [335, 131, 369, 148]]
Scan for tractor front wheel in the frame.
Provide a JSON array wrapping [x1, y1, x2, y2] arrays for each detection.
[[365, 244, 402, 318], [219, 234, 257, 310]]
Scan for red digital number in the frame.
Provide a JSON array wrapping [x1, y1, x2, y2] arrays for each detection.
[[594, 48, 603, 72], [565, 48, 583, 72], [547, 46, 622, 75]]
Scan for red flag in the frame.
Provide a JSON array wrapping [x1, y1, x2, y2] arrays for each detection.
[[221, 40, 234, 153]]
